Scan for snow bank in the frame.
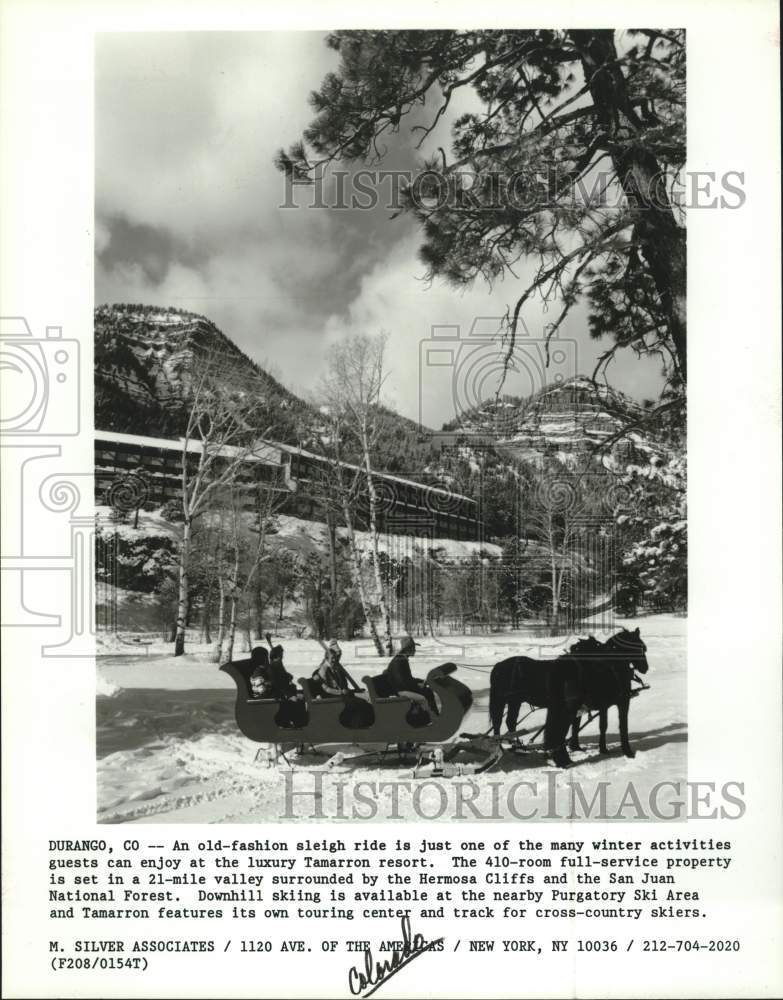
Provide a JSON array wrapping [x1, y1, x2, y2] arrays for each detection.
[[96, 672, 121, 697], [96, 615, 686, 824], [96, 507, 502, 563]]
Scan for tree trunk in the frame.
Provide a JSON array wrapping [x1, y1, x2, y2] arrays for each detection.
[[212, 576, 226, 663], [341, 493, 384, 655], [202, 564, 214, 645], [326, 511, 338, 635], [223, 596, 238, 664], [254, 583, 272, 642], [555, 564, 567, 632], [361, 437, 393, 653], [548, 518, 560, 632], [174, 517, 192, 656], [572, 29, 687, 379], [221, 531, 241, 662]]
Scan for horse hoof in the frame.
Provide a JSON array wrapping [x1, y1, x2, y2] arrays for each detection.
[[569, 743, 582, 753], [624, 749, 636, 758], [551, 751, 572, 769]]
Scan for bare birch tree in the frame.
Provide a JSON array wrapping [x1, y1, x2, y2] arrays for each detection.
[[174, 350, 280, 657], [217, 478, 284, 663], [319, 332, 393, 654], [519, 463, 607, 631], [312, 403, 386, 653]]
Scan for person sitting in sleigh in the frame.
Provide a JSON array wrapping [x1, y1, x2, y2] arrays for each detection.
[[248, 636, 305, 727], [375, 636, 439, 722], [311, 638, 350, 697], [311, 638, 373, 729]]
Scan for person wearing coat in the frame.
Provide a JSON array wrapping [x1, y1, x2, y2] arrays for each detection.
[[311, 638, 373, 729], [311, 638, 349, 697], [376, 636, 438, 716], [250, 637, 305, 728]]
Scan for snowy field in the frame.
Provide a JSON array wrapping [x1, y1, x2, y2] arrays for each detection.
[[96, 615, 686, 824]]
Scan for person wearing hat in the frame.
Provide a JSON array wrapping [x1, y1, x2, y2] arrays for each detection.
[[377, 636, 439, 717], [311, 638, 349, 697], [311, 638, 374, 730], [260, 633, 306, 727], [249, 643, 296, 698], [259, 633, 296, 698], [249, 645, 273, 699]]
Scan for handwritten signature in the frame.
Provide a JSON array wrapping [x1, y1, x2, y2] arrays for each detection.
[[347, 914, 444, 998]]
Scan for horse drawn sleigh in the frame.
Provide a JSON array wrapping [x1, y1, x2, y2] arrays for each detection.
[[220, 628, 651, 774], [220, 643, 507, 774]]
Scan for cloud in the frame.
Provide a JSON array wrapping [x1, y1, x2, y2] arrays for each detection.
[[95, 33, 421, 367], [96, 31, 666, 427], [321, 231, 666, 428], [96, 32, 330, 240]]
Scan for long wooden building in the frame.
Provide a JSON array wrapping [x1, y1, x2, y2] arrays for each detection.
[[94, 430, 481, 542]]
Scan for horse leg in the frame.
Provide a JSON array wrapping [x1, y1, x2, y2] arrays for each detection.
[[618, 698, 635, 757], [488, 685, 505, 738], [568, 711, 582, 752], [543, 669, 572, 767], [544, 705, 572, 768], [598, 708, 609, 754], [506, 695, 523, 736]]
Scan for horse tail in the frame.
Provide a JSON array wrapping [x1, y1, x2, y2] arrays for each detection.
[[488, 662, 508, 736]]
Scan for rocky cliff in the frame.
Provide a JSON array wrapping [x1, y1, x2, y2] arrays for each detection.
[[442, 376, 675, 470], [95, 306, 680, 487], [94, 304, 310, 441]]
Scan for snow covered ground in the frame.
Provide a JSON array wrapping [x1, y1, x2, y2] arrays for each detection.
[[95, 504, 504, 562], [96, 615, 686, 824]]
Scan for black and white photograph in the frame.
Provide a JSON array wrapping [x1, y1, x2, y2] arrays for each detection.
[[94, 28, 688, 823], [1, 2, 780, 998]]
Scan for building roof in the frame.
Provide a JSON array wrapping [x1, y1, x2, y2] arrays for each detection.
[[94, 429, 475, 506], [94, 428, 283, 464]]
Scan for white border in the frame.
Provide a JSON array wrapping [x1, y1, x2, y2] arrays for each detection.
[[1, 2, 781, 997]]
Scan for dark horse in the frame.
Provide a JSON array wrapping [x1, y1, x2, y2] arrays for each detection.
[[489, 636, 602, 749], [489, 628, 650, 767]]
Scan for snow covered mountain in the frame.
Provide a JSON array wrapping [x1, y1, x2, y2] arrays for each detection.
[[94, 304, 444, 476], [440, 376, 676, 470], [95, 304, 311, 441], [95, 305, 680, 486]]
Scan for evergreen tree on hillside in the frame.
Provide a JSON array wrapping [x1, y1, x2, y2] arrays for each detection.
[[278, 29, 686, 398], [616, 453, 686, 612]]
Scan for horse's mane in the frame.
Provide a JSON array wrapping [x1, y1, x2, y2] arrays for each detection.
[[569, 635, 603, 653], [606, 627, 646, 649], [568, 629, 646, 657]]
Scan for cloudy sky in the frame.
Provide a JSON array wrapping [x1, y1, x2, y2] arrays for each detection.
[[95, 32, 666, 428]]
